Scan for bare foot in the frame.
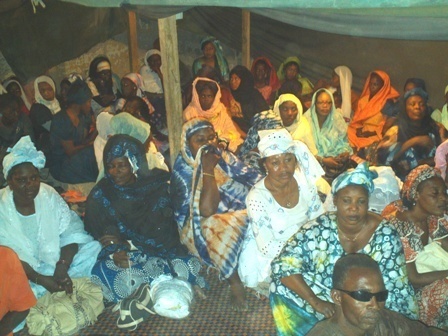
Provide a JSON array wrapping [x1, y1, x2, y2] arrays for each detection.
[[193, 285, 207, 301], [229, 281, 249, 312]]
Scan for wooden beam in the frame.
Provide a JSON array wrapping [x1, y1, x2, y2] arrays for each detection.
[[158, 15, 183, 167], [127, 10, 139, 73], [242, 10, 251, 68]]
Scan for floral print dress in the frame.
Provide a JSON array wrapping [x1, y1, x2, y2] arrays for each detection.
[[382, 200, 448, 330]]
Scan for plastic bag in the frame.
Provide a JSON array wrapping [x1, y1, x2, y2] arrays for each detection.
[[416, 241, 448, 273], [149, 275, 193, 319]]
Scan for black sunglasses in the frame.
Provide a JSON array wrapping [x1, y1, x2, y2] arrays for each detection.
[[335, 289, 388, 302]]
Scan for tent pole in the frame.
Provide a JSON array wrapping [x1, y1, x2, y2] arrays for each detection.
[[158, 15, 182, 168], [127, 10, 139, 73], [242, 9, 251, 68]]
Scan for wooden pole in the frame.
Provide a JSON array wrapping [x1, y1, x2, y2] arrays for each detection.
[[242, 10, 251, 68], [127, 10, 139, 73], [158, 15, 183, 167]]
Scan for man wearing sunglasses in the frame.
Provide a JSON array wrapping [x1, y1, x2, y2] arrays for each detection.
[[306, 254, 447, 336]]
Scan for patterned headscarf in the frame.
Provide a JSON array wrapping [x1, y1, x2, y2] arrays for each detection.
[[258, 128, 294, 158], [332, 162, 378, 195], [103, 134, 149, 179], [3, 136, 46, 178], [258, 128, 325, 184], [181, 118, 214, 166], [400, 165, 441, 206]]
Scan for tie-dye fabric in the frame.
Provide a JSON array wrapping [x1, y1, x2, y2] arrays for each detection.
[[171, 118, 262, 278]]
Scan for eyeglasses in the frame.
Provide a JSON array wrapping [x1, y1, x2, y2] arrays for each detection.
[[335, 289, 388, 302], [316, 101, 332, 106]]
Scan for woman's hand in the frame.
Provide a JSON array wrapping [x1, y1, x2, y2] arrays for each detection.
[[311, 298, 336, 318], [113, 250, 131, 268], [201, 146, 221, 172], [99, 234, 121, 247], [54, 264, 73, 294], [323, 157, 342, 169], [38, 275, 65, 294]]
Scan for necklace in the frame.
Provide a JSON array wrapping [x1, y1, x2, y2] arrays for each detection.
[[338, 223, 365, 242], [266, 177, 298, 208]]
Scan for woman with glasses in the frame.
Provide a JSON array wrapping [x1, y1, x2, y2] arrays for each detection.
[[270, 163, 417, 336], [382, 165, 448, 329], [171, 118, 262, 312], [304, 88, 352, 181]]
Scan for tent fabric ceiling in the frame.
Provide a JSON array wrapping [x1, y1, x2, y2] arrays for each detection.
[[60, 0, 448, 40], [0, 0, 126, 80]]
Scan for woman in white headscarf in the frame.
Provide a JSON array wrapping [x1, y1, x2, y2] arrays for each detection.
[[0, 136, 102, 332], [238, 128, 324, 293], [29, 76, 61, 155], [273, 93, 317, 155], [140, 49, 163, 96], [331, 66, 359, 121]]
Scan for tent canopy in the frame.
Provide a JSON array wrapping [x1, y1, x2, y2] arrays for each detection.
[[59, 0, 448, 40]]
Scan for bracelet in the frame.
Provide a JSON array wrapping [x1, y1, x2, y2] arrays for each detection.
[[203, 173, 215, 178], [56, 259, 70, 268]]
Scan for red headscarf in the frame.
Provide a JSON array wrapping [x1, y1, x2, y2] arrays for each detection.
[[250, 57, 281, 92]]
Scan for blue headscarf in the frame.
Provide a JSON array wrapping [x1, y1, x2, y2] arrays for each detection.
[[103, 134, 150, 180], [3, 136, 46, 178], [304, 88, 352, 157], [397, 87, 438, 143], [331, 162, 377, 195]]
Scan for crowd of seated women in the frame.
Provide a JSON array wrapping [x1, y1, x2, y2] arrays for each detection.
[[0, 35, 447, 336]]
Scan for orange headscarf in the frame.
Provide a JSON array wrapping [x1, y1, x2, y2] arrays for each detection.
[[348, 70, 399, 149]]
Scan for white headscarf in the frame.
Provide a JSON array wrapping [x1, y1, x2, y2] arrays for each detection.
[[3, 78, 32, 110], [334, 65, 353, 120], [34, 75, 61, 115], [144, 49, 161, 68], [273, 94, 318, 155], [258, 128, 324, 185], [3, 136, 46, 178]]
